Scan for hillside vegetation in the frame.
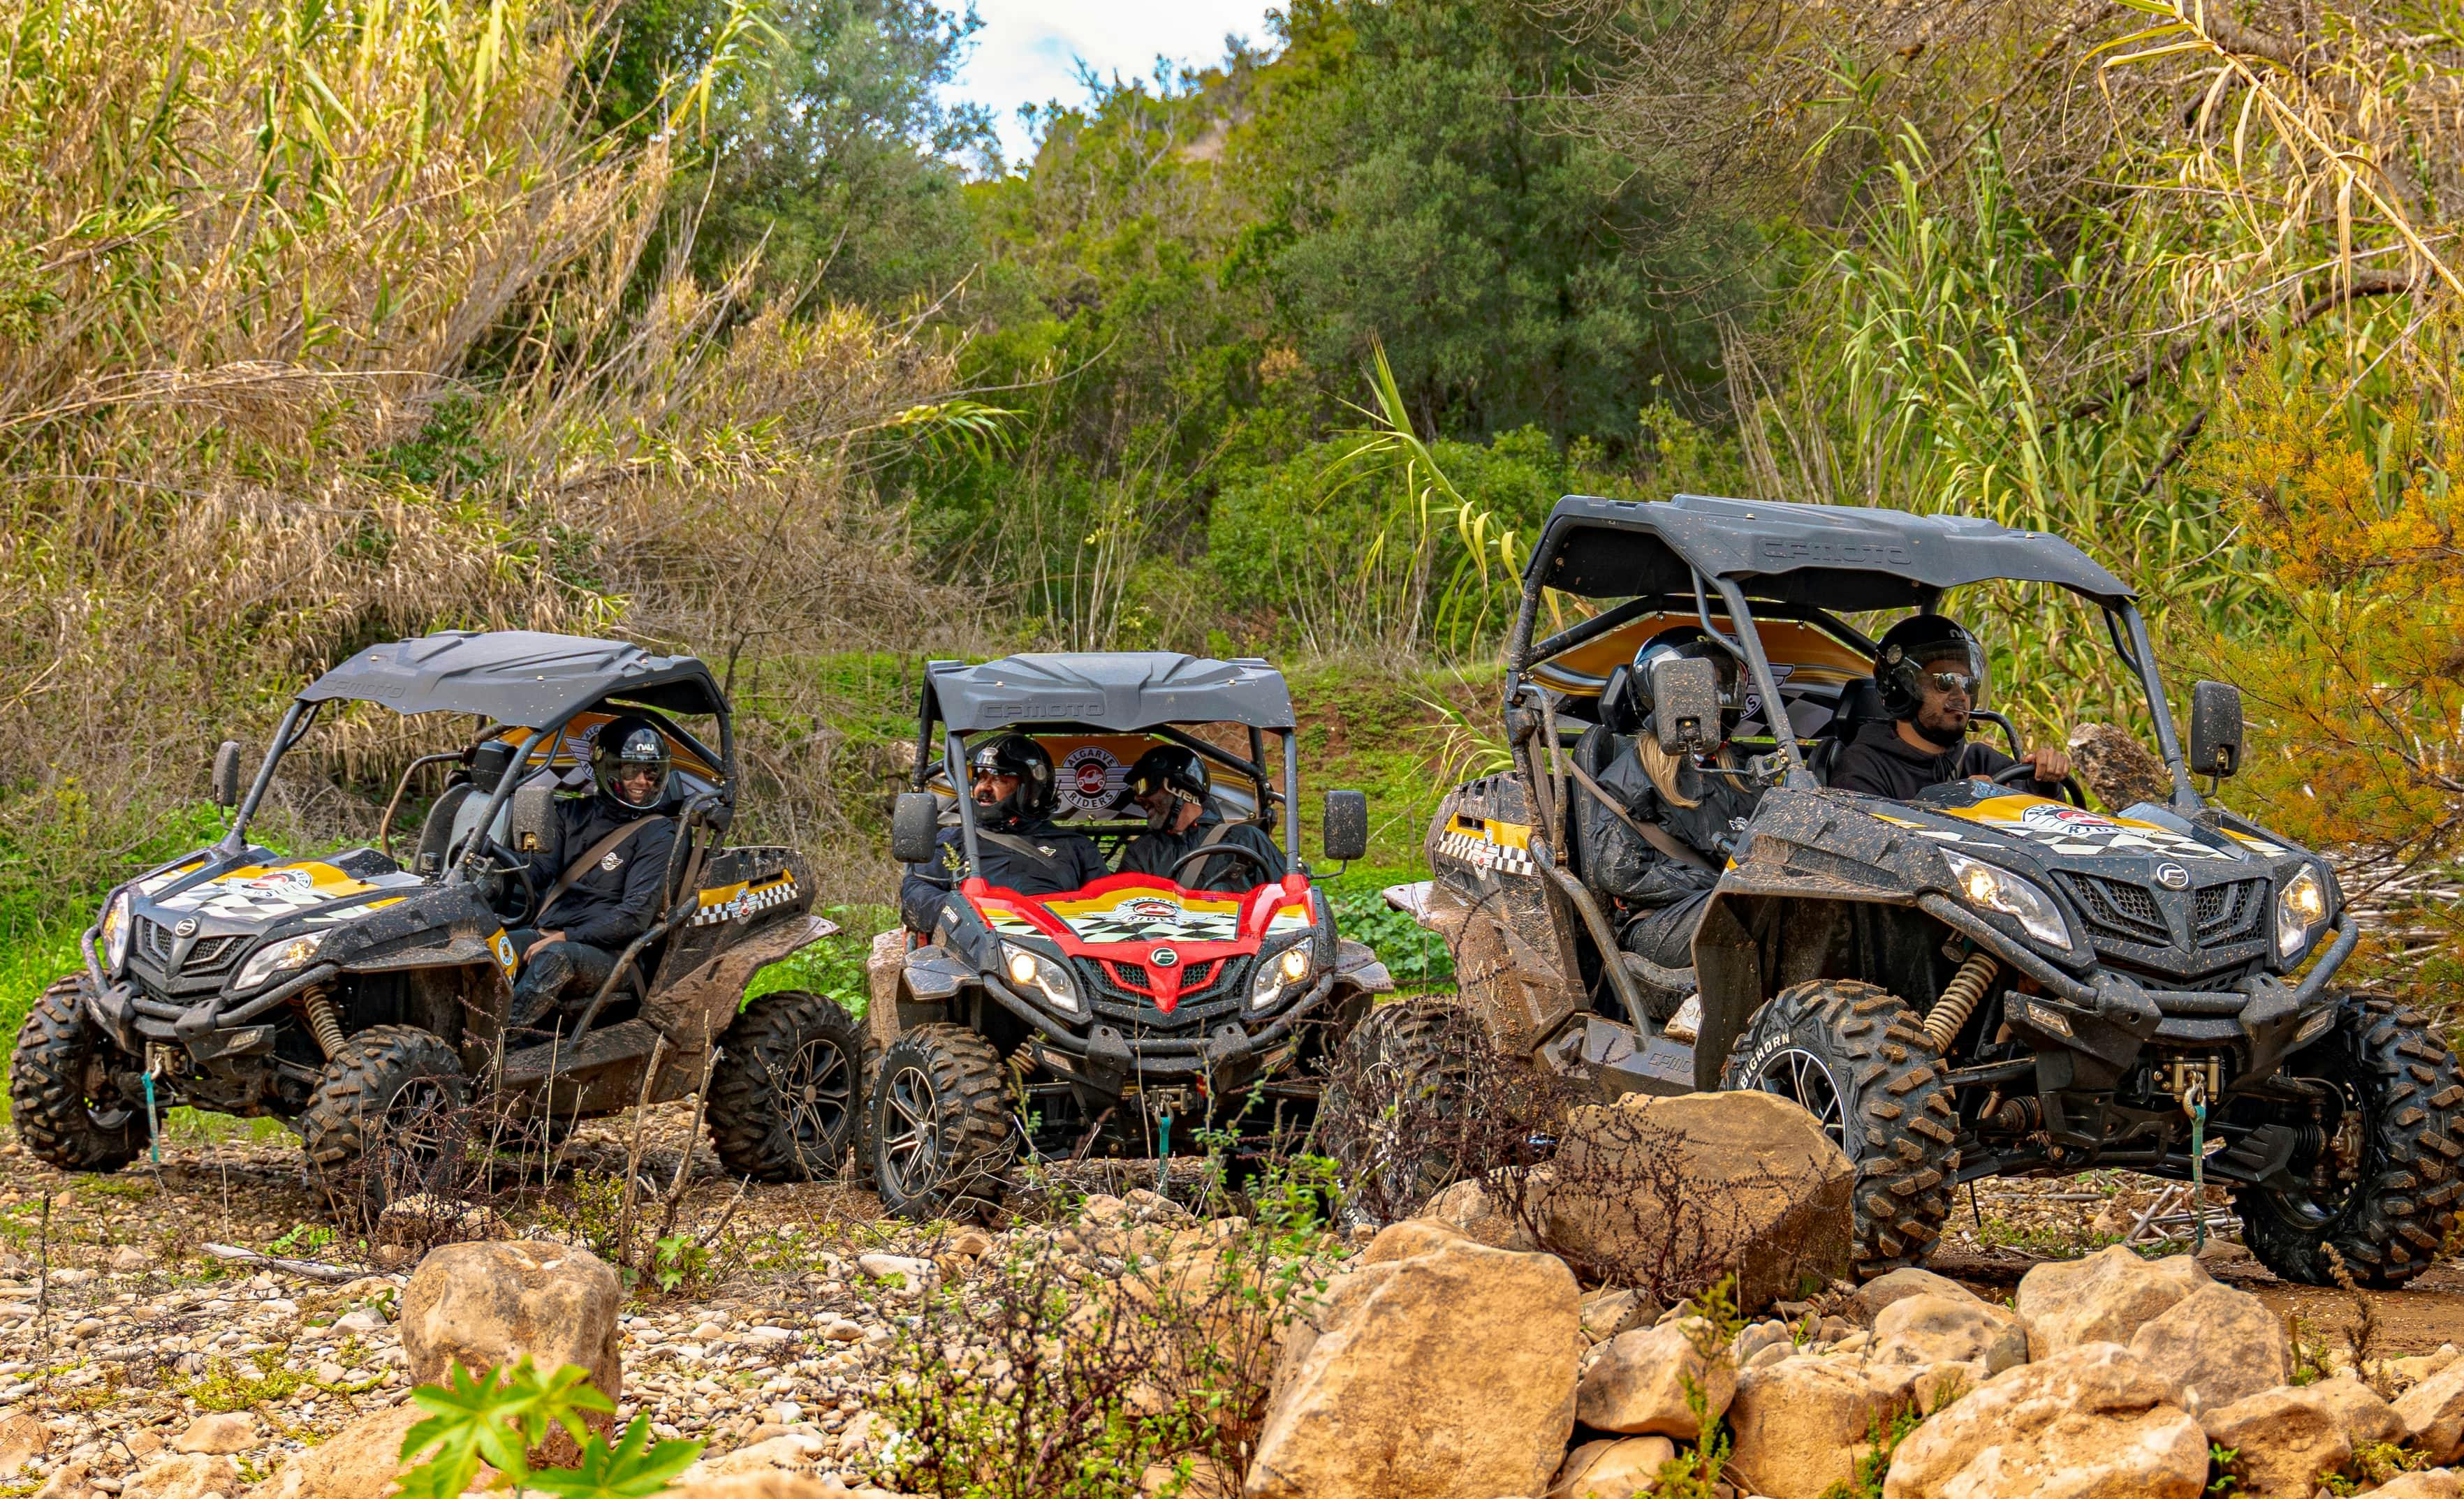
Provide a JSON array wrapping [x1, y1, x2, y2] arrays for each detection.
[[3, 0, 2461, 1031]]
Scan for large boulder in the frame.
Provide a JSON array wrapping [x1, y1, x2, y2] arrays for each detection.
[[1882, 1343, 2209, 1499], [2374, 1473, 2464, 1499], [1546, 1438, 1674, 1499], [173, 1417, 256, 1456], [401, 1241, 623, 1405], [2305, 1375, 2405, 1447], [2126, 1283, 2287, 1411], [2012, 1247, 2209, 1359], [1244, 1230, 1581, 1499], [125, 1456, 242, 1499], [2399, 1357, 2464, 1463], [2199, 1388, 2352, 1499], [1537, 1091, 1852, 1310], [1574, 1317, 1735, 1439], [1419, 1179, 1539, 1253], [243, 1404, 430, 1499], [1725, 1354, 1922, 1499], [1870, 1294, 2029, 1375]]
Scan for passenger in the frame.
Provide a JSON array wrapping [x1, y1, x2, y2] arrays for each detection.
[[900, 734, 1108, 933], [506, 717, 678, 1028], [1581, 635, 1763, 988], [1110, 746, 1285, 890], [1831, 616, 2071, 800]]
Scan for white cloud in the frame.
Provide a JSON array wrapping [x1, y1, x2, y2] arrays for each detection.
[[949, 1, 1281, 167]]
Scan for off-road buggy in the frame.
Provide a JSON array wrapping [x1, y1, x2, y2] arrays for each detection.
[[10, 630, 863, 1210], [867, 652, 1393, 1218], [1389, 494, 2464, 1287]]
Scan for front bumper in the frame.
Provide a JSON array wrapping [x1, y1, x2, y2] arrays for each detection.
[[988, 968, 1342, 1094]]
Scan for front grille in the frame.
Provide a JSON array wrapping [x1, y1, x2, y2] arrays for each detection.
[[1080, 955, 1249, 1030], [2194, 880, 2268, 944], [138, 919, 247, 977], [2051, 872, 2173, 947]]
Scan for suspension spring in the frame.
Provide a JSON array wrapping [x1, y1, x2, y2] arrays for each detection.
[[1925, 951, 2000, 1051], [301, 988, 347, 1060]]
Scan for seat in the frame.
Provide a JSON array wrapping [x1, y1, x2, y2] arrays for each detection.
[[410, 782, 473, 876], [1564, 721, 1626, 883], [1807, 677, 1885, 785]]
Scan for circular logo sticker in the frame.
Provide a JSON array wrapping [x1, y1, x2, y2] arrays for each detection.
[[2018, 804, 2118, 832], [1148, 946, 1180, 968], [173, 917, 198, 938], [2155, 862, 2190, 889], [1057, 746, 1122, 815], [1125, 898, 1180, 920]]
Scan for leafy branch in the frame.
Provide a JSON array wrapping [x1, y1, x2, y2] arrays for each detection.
[[397, 1359, 699, 1499]]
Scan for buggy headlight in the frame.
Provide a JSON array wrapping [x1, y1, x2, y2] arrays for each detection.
[[1249, 943, 1314, 1012], [1942, 852, 2069, 949], [2278, 866, 2329, 960], [999, 941, 1080, 1015], [235, 930, 325, 990], [101, 892, 132, 970]]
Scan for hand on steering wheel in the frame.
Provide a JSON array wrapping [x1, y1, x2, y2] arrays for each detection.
[[1989, 760, 2090, 808], [1168, 841, 1280, 886]]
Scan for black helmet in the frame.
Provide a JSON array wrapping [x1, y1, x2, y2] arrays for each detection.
[[1632, 630, 1745, 731], [1111, 745, 1208, 829], [592, 716, 671, 810], [1875, 615, 1989, 721], [968, 734, 1057, 828]]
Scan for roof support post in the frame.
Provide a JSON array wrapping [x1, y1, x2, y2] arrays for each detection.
[[218, 700, 307, 857], [1709, 575, 1814, 790]]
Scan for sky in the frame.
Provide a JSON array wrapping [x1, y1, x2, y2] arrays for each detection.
[[948, 1, 1282, 167]]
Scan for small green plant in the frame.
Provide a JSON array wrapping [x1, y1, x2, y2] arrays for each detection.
[[269, 1223, 335, 1256], [180, 1347, 305, 1411], [1817, 1402, 1928, 1499], [1655, 1276, 1743, 1499], [2206, 1444, 2242, 1494], [2350, 1439, 2435, 1485], [651, 1235, 709, 1294], [396, 1359, 699, 1499]]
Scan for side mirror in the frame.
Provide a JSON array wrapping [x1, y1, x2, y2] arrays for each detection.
[[210, 741, 245, 808], [2187, 680, 2243, 778], [506, 782, 555, 854], [1322, 790, 1370, 864], [891, 792, 942, 866], [1647, 656, 1722, 754]]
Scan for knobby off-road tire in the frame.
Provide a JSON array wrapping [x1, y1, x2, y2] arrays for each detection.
[[707, 989, 865, 1183], [869, 1025, 1014, 1223], [2239, 994, 2464, 1288], [1319, 997, 1485, 1220], [1719, 980, 1960, 1279], [300, 1025, 469, 1217], [10, 973, 142, 1173]]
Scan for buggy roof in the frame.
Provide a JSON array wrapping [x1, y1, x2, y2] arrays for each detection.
[[1527, 494, 2134, 612], [925, 653, 1294, 733], [300, 630, 726, 727]]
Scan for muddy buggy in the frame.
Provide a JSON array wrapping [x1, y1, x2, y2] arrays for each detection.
[[869, 652, 1393, 1218], [1388, 494, 2464, 1287], [10, 630, 862, 1211]]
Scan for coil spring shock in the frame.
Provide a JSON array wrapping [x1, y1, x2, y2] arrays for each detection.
[[301, 987, 347, 1060], [1925, 951, 2000, 1051]]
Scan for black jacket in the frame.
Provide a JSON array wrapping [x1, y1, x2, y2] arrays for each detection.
[[1831, 720, 2060, 801], [1581, 728, 1763, 909], [1116, 804, 1285, 890], [536, 793, 677, 950], [900, 820, 1108, 933]]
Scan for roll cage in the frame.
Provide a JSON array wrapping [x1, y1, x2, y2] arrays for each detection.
[[1505, 494, 2202, 813], [911, 653, 1303, 880]]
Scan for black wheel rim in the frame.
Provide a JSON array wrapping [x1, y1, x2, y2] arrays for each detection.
[[780, 1035, 853, 1170], [879, 1063, 941, 1201], [81, 1050, 133, 1132], [2265, 1077, 2372, 1231], [1751, 1046, 1846, 1152]]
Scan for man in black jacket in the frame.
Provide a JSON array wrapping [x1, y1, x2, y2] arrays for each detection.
[[1112, 746, 1284, 890], [901, 734, 1107, 933], [1833, 615, 2071, 801], [506, 716, 679, 1028]]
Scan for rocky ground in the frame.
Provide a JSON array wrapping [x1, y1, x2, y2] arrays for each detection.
[[3, 1099, 2463, 1499]]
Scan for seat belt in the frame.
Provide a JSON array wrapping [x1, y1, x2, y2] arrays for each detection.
[[1560, 760, 1721, 876], [976, 829, 1083, 875], [536, 816, 663, 926]]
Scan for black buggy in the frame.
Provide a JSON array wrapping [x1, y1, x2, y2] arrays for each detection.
[[1393, 494, 2464, 1286], [867, 652, 1393, 1218], [10, 630, 864, 1209]]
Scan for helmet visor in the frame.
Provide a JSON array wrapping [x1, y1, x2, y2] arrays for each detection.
[[1908, 639, 1989, 709]]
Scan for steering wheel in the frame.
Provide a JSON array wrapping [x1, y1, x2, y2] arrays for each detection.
[[450, 829, 541, 924], [1990, 760, 2090, 808], [1170, 842, 1281, 886]]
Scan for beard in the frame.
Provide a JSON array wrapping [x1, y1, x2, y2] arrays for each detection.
[[1909, 708, 1969, 751]]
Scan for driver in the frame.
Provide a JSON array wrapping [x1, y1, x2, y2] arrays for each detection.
[[506, 717, 679, 1029], [900, 734, 1107, 933], [1831, 615, 2072, 799], [1111, 746, 1284, 890]]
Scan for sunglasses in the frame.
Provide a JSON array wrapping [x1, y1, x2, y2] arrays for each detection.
[[1924, 671, 1981, 695]]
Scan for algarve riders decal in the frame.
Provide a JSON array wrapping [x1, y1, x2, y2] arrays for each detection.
[[1438, 814, 1537, 876], [1880, 796, 2249, 862], [976, 883, 1312, 945], [1057, 746, 1124, 816], [689, 871, 801, 927], [155, 861, 418, 922]]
